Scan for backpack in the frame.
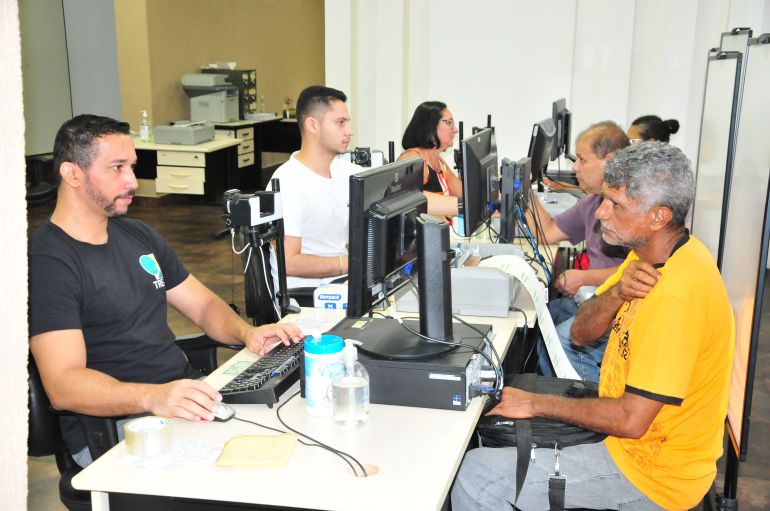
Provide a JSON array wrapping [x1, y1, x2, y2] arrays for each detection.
[[475, 373, 607, 510]]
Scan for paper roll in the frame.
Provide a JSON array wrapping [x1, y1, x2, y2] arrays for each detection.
[[124, 416, 172, 457]]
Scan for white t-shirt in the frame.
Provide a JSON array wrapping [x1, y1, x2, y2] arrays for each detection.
[[268, 152, 362, 288]]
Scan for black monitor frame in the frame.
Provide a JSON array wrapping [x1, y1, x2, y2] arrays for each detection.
[[550, 98, 574, 162], [460, 127, 499, 237], [527, 118, 556, 192], [499, 157, 532, 243], [347, 157, 427, 318]]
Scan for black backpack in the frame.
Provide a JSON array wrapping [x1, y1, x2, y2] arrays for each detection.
[[475, 373, 607, 510]]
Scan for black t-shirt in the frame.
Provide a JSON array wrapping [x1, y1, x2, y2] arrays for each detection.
[[28, 217, 197, 453]]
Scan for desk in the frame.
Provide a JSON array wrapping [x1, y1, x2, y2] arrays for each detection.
[[133, 138, 240, 199], [213, 118, 301, 191], [72, 308, 524, 511]]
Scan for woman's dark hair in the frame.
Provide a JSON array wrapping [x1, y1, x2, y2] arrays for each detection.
[[631, 115, 680, 143], [401, 101, 447, 150]]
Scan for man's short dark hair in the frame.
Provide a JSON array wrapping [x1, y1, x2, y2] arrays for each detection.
[[53, 114, 130, 178], [401, 101, 447, 150], [579, 121, 630, 158], [295, 86, 347, 134]]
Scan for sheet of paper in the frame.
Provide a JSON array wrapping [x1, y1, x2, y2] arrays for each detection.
[[479, 255, 580, 379], [119, 439, 223, 471]]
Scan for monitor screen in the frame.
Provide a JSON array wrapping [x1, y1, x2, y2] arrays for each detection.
[[550, 98, 572, 161], [528, 118, 556, 186], [461, 127, 499, 237], [347, 157, 427, 318]]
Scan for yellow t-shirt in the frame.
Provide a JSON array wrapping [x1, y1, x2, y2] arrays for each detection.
[[596, 235, 734, 510]]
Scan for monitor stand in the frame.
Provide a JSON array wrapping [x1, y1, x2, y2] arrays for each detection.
[[329, 316, 460, 360]]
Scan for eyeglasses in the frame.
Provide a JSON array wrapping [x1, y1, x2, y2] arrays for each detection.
[[440, 118, 455, 127]]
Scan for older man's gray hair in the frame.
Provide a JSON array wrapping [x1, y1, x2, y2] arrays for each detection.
[[603, 142, 694, 226]]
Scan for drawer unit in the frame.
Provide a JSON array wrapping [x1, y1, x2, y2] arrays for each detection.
[[238, 153, 255, 168], [156, 177, 205, 195], [157, 166, 206, 181], [238, 139, 254, 155], [157, 150, 205, 167]]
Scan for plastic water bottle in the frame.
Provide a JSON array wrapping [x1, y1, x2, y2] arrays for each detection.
[[332, 339, 369, 428], [304, 333, 344, 417], [257, 95, 266, 114], [139, 110, 152, 142]]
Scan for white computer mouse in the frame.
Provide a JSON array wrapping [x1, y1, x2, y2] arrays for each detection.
[[212, 402, 236, 422]]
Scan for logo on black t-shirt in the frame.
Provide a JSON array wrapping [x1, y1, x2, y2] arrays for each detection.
[[139, 254, 165, 289]]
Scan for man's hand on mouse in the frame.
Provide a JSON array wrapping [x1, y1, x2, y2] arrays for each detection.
[[143, 379, 222, 422]]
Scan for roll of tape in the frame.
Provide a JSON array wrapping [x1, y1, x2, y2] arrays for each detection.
[[124, 416, 172, 457]]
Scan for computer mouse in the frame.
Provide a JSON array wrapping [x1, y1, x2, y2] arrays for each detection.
[[212, 402, 236, 422]]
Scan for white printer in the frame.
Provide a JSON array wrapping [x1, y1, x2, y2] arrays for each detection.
[[181, 74, 239, 122]]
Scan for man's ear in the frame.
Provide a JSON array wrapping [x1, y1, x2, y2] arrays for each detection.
[[59, 162, 83, 188], [648, 206, 673, 232], [304, 115, 320, 135]]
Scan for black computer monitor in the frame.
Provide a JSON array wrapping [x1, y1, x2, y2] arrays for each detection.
[[528, 118, 556, 191], [499, 157, 532, 243], [550, 98, 574, 162], [460, 127, 499, 236], [347, 157, 428, 318]]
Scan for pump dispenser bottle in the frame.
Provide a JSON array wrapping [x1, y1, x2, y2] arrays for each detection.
[[139, 110, 152, 142], [332, 339, 369, 428]]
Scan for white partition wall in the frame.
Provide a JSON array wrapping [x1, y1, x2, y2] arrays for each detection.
[[690, 52, 742, 264], [326, 0, 730, 166]]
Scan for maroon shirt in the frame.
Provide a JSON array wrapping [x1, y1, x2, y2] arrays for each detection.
[[553, 194, 628, 269]]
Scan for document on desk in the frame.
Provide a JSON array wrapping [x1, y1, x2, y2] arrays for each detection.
[[119, 439, 223, 470], [478, 256, 580, 380]]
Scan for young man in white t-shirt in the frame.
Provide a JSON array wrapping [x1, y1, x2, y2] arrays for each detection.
[[268, 86, 362, 288]]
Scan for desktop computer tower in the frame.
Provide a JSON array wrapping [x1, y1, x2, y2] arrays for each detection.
[[201, 68, 257, 119], [327, 317, 492, 411]]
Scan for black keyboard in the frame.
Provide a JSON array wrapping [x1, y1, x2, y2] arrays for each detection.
[[220, 339, 304, 407]]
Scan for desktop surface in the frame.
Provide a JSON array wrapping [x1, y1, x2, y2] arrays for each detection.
[[71, 309, 520, 511]]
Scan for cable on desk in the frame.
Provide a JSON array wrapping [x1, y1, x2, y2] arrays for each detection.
[[516, 206, 552, 284], [275, 391, 369, 477], [385, 284, 501, 393], [527, 196, 555, 268]]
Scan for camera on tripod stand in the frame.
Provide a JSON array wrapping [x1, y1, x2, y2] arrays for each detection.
[[223, 189, 283, 228]]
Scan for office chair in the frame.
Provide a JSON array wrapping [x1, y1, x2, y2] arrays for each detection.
[[27, 334, 232, 511]]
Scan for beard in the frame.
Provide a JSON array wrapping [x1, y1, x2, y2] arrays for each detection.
[[600, 221, 646, 249], [83, 173, 132, 217]]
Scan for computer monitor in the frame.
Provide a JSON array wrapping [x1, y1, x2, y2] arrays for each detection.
[[528, 118, 556, 191], [347, 157, 428, 318], [499, 157, 532, 243], [550, 98, 574, 162], [460, 127, 499, 236]]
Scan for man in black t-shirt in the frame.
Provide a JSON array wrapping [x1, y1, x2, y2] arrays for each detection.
[[28, 115, 302, 465]]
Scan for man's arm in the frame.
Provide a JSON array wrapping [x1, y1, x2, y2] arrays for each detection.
[[167, 274, 302, 356], [571, 260, 661, 345], [553, 266, 618, 296], [489, 386, 663, 439], [30, 330, 220, 421], [523, 192, 568, 245], [283, 235, 347, 279]]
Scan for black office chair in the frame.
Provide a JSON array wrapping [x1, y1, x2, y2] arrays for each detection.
[[27, 334, 231, 511]]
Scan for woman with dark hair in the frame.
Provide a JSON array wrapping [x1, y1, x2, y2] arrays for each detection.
[[398, 101, 463, 217], [628, 115, 680, 143]]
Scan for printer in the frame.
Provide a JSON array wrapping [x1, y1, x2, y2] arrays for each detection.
[[153, 121, 215, 145], [181, 73, 239, 122], [395, 242, 523, 318]]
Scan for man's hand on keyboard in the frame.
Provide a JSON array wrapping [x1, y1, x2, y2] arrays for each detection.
[[244, 323, 304, 357]]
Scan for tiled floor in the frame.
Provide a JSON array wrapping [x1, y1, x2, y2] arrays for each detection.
[[26, 200, 770, 510]]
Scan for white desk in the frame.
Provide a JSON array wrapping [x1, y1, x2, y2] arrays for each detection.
[[72, 309, 522, 511]]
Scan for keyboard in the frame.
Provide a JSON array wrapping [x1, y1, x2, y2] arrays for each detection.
[[219, 339, 304, 407]]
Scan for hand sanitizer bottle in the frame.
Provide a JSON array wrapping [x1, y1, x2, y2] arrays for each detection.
[[139, 110, 153, 142], [332, 339, 369, 428]]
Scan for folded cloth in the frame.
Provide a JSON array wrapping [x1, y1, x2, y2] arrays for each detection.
[[216, 433, 297, 468]]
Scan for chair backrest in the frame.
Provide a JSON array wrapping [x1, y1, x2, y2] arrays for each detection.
[[27, 353, 68, 458]]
